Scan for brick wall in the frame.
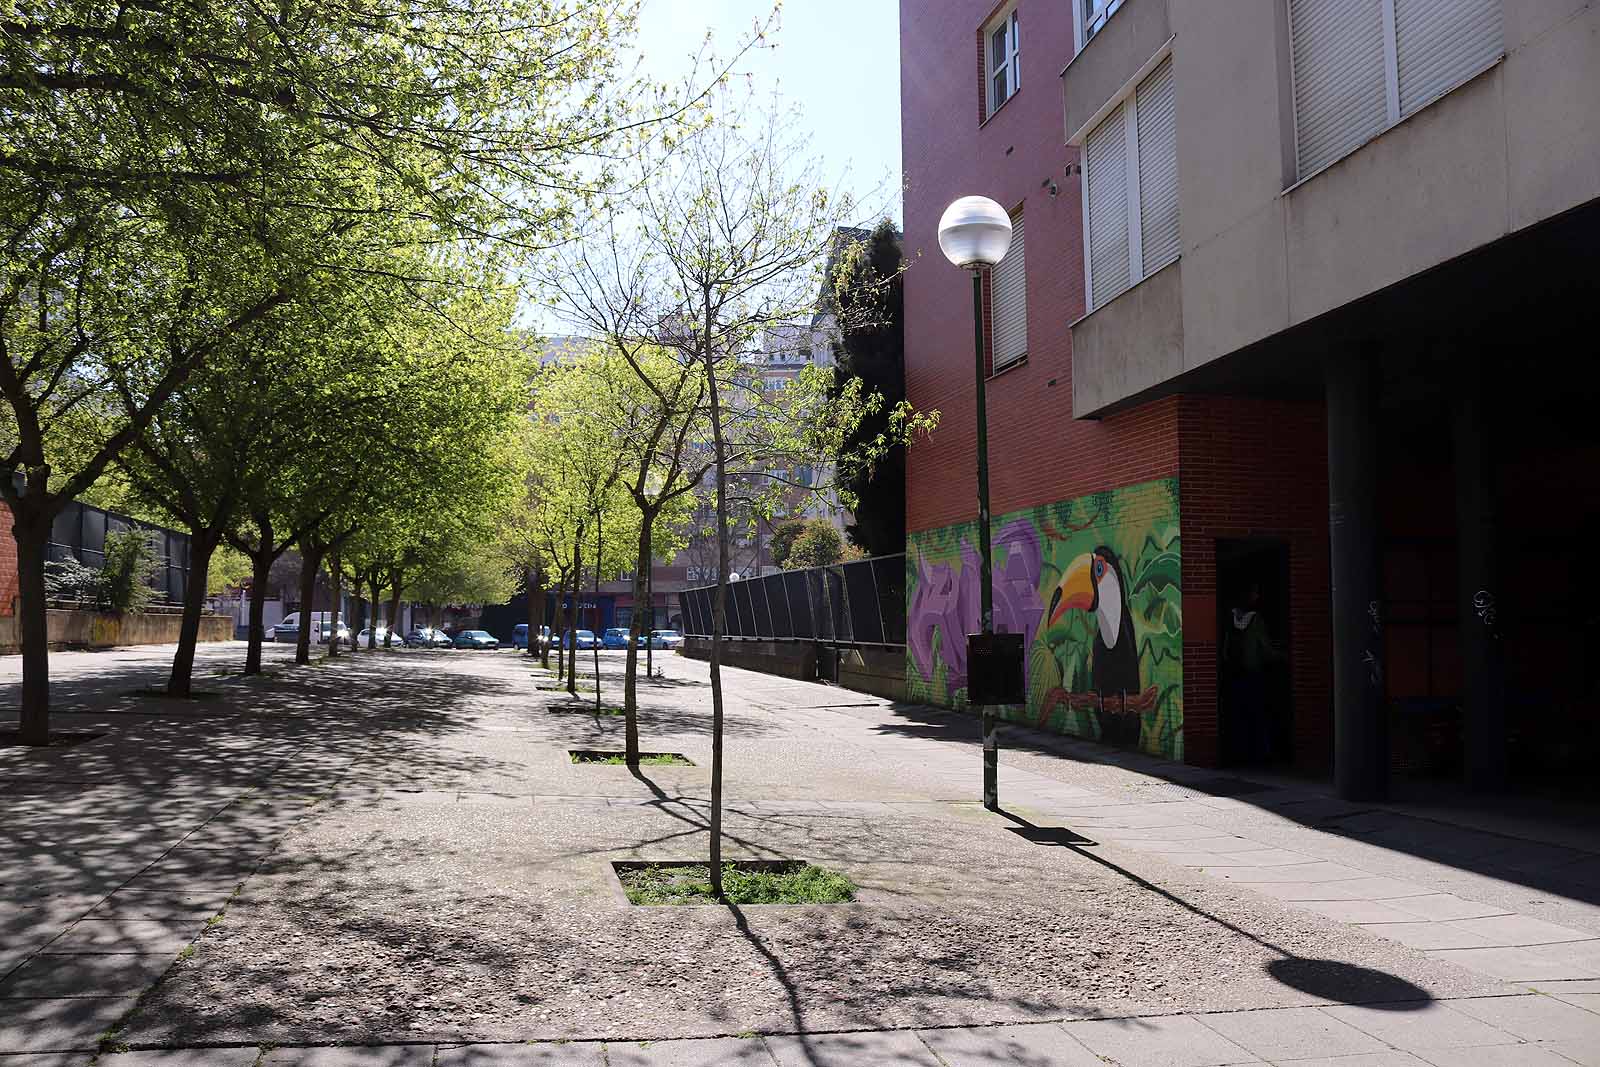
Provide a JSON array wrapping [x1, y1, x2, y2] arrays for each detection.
[[1178, 395, 1331, 771], [903, 1, 1182, 538], [0, 523, 16, 617]]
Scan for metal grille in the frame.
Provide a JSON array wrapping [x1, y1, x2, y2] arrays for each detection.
[[677, 553, 906, 647], [41, 495, 190, 605]]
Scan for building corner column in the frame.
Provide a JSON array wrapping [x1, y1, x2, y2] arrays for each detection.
[[1453, 355, 1507, 790], [1326, 353, 1387, 800]]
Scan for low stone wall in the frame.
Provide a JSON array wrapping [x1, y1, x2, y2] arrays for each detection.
[[837, 646, 907, 702], [680, 637, 816, 682], [0, 609, 233, 653], [680, 638, 905, 700]]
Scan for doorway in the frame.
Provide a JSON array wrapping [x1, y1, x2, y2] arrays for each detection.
[[1216, 538, 1293, 767]]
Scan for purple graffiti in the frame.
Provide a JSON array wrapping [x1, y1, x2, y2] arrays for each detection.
[[910, 520, 1046, 697]]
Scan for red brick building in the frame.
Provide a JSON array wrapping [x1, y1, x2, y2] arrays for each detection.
[[901, 0, 1600, 795]]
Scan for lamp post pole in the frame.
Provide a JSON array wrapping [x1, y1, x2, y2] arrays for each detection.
[[970, 268, 998, 811], [939, 194, 1012, 814]]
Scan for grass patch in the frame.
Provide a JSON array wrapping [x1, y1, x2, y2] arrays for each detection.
[[615, 860, 855, 905], [569, 749, 692, 766], [548, 704, 625, 716]]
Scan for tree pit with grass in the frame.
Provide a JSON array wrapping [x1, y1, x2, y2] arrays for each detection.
[[614, 860, 855, 905], [569, 750, 692, 766]]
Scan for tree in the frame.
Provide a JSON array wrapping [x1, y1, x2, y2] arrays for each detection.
[[1, 0, 670, 742], [830, 221, 909, 556], [640, 93, 922, 897], [783, 519, 846, 569]]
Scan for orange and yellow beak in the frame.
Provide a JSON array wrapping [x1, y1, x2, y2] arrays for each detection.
[[1047, 553, 1097, 625]]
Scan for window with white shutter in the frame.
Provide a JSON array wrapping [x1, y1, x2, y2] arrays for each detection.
[[985, 6, 1020, 119], [1135, 58, 1180, 276], [1289, 0, 1502, 182], [990, 210, 1027, 371], [1081, 56, 1181, 313], [1086, 104, 1131, 310]]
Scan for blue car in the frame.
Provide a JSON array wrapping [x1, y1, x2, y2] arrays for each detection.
[[601, 627, 631, 649], [514, 623, 552, 651]]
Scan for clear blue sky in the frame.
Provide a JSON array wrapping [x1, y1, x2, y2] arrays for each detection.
[[633, 0, 903, 226]]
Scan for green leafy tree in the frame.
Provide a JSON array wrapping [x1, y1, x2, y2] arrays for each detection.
[[783, 520, 846, 569]]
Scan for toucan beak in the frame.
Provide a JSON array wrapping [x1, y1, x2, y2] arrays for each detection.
[[1048, 554, 1097, 625]]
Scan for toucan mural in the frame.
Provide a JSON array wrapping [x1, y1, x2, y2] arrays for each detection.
[[907, 477, 1183, 760]]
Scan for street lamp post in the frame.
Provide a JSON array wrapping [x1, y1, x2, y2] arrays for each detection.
[[937, 196, 1013, 812]]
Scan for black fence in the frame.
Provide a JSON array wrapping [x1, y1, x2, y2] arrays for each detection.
[[677, 553, 905, 647], [44, 498, 192, 606]]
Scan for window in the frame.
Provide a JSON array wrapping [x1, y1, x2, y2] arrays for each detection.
[[986, 6, 1020, 118], [1082, 0, 1123, 44], [1289, 0, 1501, 181], [989, 208, 1027, 371], [1082, 56, 1179, 312]]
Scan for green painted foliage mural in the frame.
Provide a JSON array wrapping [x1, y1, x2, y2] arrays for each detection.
[[906, 478, 1183, 760]]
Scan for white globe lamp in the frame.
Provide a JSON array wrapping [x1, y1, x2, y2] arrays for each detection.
[[937, 196, 1013, 270]]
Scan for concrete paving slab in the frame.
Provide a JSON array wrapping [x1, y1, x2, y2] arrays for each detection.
[[1428, 946, 1600, 982], [915, 1023, 1106, 1066], [99, 1049, 259, 1065], [1325, 877, 1436, 900], [1360, 923, 1499, 951], [1549, 990, 1600, 1012], [764, 1031, 942, 1066], [1200, 862, 1367, 884], [1409, 1044, 1578, 1066], [0, 953, 171, 998], [1062, 1014, 1255, 1066], [1197, 1006, 1388, 1060], [260, 1047, 435, 1065], [434, 1041, 606, 1065], [0, 1054, 95, 1066], [1382, 895, 1515, 922], [1320, 1001, 1519, 1051], [1444, 993, 1600, 1042], [1296, 901, 1431, 925], [603, 1036, 778, 1065], [1443, 917, 1599, 947], [1541, 1039, 1600, 1066], [1247, 881, 1373, 902], [0, 996, 133, 1053], [42, 920, 201, 955], [1159, 849, 1318, 868]]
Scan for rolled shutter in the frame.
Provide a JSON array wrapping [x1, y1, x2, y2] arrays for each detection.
[[1135, 56, 1180, 276], [1290, 0, 1387, 179], [1394, 0, 1502, 117], [990, 212, 1026, 369], [1086, 103, 1130, 310]]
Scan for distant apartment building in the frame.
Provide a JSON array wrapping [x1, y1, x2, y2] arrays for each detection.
[[901, 0, 1600, 797]]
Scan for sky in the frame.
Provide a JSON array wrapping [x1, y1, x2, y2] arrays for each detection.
[[632, 0, 903, 226]]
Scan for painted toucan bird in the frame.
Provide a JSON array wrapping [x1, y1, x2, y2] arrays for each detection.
[[1048, 547, 1142, 745]]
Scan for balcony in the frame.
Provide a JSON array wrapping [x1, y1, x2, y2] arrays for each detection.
[[1060, 0, 1170, 143]]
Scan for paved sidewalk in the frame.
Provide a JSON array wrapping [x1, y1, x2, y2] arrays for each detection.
[[2, 645, 1598, 1064]]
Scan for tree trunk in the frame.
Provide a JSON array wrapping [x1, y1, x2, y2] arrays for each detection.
[[296, 545, 323, 666], [168, 528, 221, 698], [624, 513, 653, 765], [525, 565, 540, 658], [704, 339, 731, 899], [386, 577, 403, 649], [593, 511, 603, 713], [245, 549, 272, 676], [329, 551, 343, 657], [13, 510, 54, 745], [645, 548, 654, 679], [368, 576, 379, 649], [567, 531, 582, 695]]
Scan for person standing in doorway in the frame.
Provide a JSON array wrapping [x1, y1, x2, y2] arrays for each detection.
[[1225, 583, 1284, 764]]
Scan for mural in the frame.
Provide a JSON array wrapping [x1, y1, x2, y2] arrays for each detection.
[[907, 478, 1183, 760]]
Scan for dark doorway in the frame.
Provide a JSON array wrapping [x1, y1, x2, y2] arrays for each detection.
[[1217, 539, 1293, 767]]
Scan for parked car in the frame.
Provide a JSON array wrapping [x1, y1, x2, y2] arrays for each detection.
[[404, 626, 452, 648], [272, 611, 332, 643], [355, 626, 401, 648], [513, 624, 554, 651], [601, 627, 632, 649], [560, 629, 597, 649], [452, 629, 500, 650], [650, 629, 684, 649], [321, 622, 352, 646]]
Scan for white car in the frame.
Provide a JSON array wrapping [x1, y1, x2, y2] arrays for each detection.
[[649, 629, 684, 649], [355, 626, 402, 647]]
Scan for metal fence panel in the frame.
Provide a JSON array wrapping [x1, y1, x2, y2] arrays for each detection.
[[678, 553, 906, 646]]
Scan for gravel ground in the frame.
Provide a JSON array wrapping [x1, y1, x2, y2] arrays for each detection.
[[106, 650, 1499, 1047]]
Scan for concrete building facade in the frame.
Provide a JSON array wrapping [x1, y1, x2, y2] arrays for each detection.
[[901, 0, 1600, 796]]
